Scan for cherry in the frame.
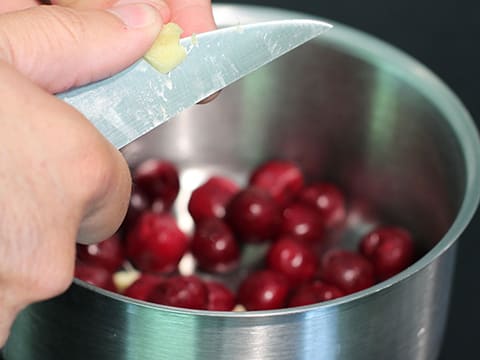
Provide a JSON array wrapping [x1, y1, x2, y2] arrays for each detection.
[[74, 262, 115, 291], [126, 212, 188, 273], [280, 202, 325, 244], [191, 218, 240, 273], [359, 226, 415, 281], [320, 249, 375, 295], [188, 176, 239, 223], [123, 184, 151, 231], [123, 274, 164, 301], [249, 160, 304, 207], [148, 275, 208, 310], [133, 159, 180, 212], [76, 233, 124, 272], [225, 187, 281, 243], [266, 235, 317, 283], [288, 280, 344, 307], [297, 182, 346, 228], [205, 281, 236, 311], [237, 270, 290, 310]]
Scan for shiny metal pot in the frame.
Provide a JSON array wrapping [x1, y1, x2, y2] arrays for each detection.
[[5, 4, 480, 360]]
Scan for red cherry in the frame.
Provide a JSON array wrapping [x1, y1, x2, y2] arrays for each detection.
[[133, 159, 180, 212], [297, 183, 346, 228], [205, 281, 236, 311], [266, 236, 317, 283], [237, 270, 290, 310], [359, 226, 415, 281], [288, 280, 344, 307], [359, 230, 381, 258], [225, 187, 281, 243], [280, 202, 325, 244], [76, 233, 124, 272], [191, 218, 240, 273], [148, 275, 208, 310], [74, 262, 115, 291], [126, 212, 188, 273], [123, 274, 164, 301], [249, 160, 304, 207], [188, 176, 239, 223], [320, 249, 375, 295], [123, 185, 151, 231]]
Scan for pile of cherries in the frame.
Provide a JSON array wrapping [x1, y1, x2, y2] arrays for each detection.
[[75, 159, 415, 311]]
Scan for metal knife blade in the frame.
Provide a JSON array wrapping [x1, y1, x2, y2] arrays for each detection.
[[57, 19, 332, 149]]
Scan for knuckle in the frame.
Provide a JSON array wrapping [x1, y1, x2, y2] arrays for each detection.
[[73, 129, 132, 224], [52, 1, 115, 10], [75, 145, 132, 244], [42, 6, 87, 48], [0, 6, 88, 72], [88, 144, 129, 202]]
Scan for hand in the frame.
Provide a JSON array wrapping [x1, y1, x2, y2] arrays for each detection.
[[0, 0, 215, 347], [51, 0, 216, 36]]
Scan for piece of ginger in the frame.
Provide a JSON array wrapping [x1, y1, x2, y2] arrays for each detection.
[[144, 23, 187, 73], [113, 269, 141, 293]]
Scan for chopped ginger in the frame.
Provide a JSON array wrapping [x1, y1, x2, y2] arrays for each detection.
[[113, 269, 141, 293], [144, 23, 187, 73]]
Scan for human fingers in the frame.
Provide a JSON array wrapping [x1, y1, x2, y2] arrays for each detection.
[[53, 0, 214, 35], [0, 1, 40, 14], [0, 1, 167, 93], [164, 0, 219, 103], [51, 0, 170, 19], [165, 0, 215, 36], [0, 60, 131, 345], [52, 0, 117, 7]]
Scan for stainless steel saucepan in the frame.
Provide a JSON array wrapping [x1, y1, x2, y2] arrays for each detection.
[[4, 4, 480, 360]]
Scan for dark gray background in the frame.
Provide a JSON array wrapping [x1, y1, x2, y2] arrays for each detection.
[[217, 0, 479, 358]]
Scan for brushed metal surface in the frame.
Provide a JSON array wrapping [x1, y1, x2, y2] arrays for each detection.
[[5, 4, 480, 360], [57, 19, 331, 149], [3, 250, 457, 360]]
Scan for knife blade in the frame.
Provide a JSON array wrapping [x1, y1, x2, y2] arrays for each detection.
[[57, 19, 332, 149]]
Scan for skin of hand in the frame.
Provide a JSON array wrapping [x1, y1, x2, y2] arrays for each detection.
[[0, 0, 216, 347]]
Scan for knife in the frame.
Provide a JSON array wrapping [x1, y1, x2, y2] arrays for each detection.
[[57, 19, 332, 149]]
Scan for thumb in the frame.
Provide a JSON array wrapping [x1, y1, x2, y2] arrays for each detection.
[[0, 2, 167, 93]]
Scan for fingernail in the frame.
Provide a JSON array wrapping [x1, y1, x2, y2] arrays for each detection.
[[108, 3, 160, 29]]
